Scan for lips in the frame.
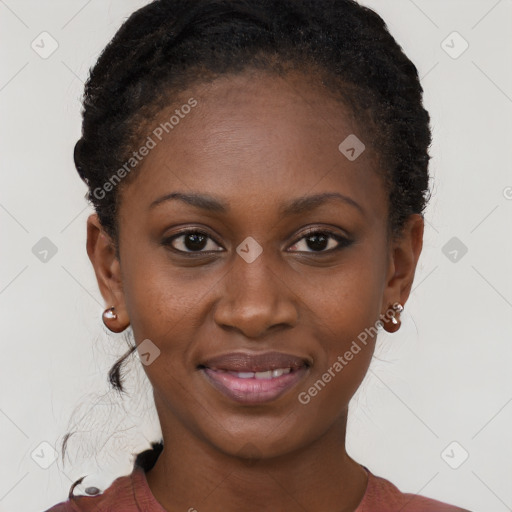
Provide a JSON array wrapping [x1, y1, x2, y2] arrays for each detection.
[[199, 351, 310, 373], [198, 351, 311, 404]]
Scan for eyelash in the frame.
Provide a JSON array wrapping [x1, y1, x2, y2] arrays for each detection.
[[162, 228, 352, 256]]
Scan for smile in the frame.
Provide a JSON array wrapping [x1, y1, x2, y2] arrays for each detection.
[[200, 365, 308, 405], [215, 367, 292, 379]]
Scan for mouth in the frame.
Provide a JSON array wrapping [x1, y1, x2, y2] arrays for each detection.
[[198, 351, 311, 405]]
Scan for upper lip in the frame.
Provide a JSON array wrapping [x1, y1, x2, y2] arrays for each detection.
[[199, 351, 311, 372]]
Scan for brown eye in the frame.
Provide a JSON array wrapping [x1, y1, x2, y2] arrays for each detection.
[[288, 230, 352, 253], [163, 230, 223, 253]]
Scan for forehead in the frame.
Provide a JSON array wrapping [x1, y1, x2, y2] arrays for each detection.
[[120, 70, 387, 223]]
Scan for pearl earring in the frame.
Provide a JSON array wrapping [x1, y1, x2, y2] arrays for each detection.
[[391, 303, 404, 325], [102, 307, 117, 322], [102, 306, 130, 333]]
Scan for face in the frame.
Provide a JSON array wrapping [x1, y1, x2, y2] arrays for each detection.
[[88, 70, 423, 460]]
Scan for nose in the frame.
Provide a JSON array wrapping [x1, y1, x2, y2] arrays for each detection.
[[213, 252, 299, 339]]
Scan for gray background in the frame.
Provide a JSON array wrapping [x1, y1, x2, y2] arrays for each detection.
[[1, 1, 511, 511]]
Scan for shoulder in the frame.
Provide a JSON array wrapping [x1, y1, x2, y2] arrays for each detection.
[[357, 467, 472, 512], [42, 472, 135, 512], [43, 442, 165, 512]]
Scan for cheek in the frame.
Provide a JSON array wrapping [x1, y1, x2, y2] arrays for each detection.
[[297, 345, 374, 418], [123, 268, 199, 398], [296, 280, 380, 420], [120, 253, 221, 390], [121, 251, 204, 339], [304, 296, 379, 400], [301, 240, 388, 337], [294, 242, 387, 405]]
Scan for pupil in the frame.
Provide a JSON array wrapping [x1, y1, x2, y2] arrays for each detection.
[[185, 233, 207, 251], [307, 233, 328, 251]]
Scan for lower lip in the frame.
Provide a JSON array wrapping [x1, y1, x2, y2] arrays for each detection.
[[201, 367, 308, 404]]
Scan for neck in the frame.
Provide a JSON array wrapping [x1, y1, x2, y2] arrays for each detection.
[[145, 410, 368, 512]]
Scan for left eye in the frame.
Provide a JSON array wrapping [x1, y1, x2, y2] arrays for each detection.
[[288, 230, 349, 253]]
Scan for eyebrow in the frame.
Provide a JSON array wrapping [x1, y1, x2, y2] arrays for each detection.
[[149, 191, 365, 217]]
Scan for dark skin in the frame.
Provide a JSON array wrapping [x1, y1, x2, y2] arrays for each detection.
[[87, 70, 423, 511]]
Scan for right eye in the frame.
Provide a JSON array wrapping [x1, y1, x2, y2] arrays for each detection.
[[162, 230, 224, 254]]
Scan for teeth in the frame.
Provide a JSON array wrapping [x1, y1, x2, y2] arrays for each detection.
[[227, 368, 292, 379], [271, 368, 291, 377], [254, 370, 273, 379]]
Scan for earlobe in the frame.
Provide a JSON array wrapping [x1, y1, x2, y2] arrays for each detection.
[[86, 214, 131, 333], [380, 214, 424, 333]]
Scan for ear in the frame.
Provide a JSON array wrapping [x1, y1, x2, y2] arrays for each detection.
[[381, 214, 424, 319], [86, 213, 130, 332]]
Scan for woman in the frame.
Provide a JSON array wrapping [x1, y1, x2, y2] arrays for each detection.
[[45, 0, 471, 510]]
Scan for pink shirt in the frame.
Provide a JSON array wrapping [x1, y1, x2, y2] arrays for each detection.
[[44, 464, 471, 511]]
